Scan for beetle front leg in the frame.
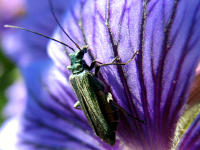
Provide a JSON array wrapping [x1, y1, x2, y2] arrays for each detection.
[[98, 51, 139, 67], [73, 101, 81, 109], [88, 60, 96, 71], [94, 57, 120, 77], [94, 65, 100, 77]]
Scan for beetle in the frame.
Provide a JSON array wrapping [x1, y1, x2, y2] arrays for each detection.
[[67, 45, 139, 145], [4, 0, 144, 145], [68, 46, 118, 145]]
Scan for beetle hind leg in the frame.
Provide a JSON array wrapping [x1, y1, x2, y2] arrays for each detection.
[[106, 93, 118, 111], [73, 101, 81, 109], [106, 95, 145, 124]]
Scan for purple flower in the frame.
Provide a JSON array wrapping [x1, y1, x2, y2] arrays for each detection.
[[1, 0, 200, 150]]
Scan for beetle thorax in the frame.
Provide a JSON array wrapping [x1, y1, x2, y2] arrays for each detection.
[[71, 59, 84, 74], [67, 49, 87, 74]]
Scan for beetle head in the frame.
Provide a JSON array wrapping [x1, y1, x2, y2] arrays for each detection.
[[67, 46, 88, 71]]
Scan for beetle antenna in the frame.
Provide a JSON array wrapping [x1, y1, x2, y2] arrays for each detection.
[[48, 0, 81, 50], [4, 25, 75, 51]]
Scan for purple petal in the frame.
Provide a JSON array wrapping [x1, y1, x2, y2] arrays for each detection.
[[3, 80, 26, 118], [48, 0, 200, 149]]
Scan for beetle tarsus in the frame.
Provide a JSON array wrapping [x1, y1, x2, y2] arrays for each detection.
[[73, 101, 81, 109]]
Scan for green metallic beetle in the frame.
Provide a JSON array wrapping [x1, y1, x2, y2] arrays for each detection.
[[67, 46, 118, 145], [67, 45, 139, 145]]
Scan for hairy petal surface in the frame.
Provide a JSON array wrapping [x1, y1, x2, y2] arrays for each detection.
[[48, 0, 200, 149]]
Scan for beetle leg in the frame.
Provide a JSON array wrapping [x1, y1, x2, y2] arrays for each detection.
[[83, 60, 96, 71], [94, 65, 100, 77], [111, 56, 121, 63], [88, 60, 96, 71], [95, 56, 120, 65], [105, 93, 119, 125], [106, 93, 118, 111], [84, 60, 100, 77], [73, 101, 81, 109], [106, 92, 114, 102], [98, 50, 139, 67], [93, 51, 138, 77], [106, 94, 145, 124], [93, 56, 122, 77]]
